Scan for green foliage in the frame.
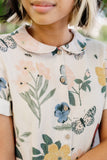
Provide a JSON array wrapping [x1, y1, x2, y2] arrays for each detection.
[[0, 0, 8, 16], [98, 25, 107, 42]]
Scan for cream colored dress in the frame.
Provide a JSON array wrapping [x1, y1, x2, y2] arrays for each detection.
[[0, 25, 107, 160]]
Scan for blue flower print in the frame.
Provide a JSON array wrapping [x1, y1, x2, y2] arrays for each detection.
[[54, 102, 70, 123], [0, 77, 7, 91]]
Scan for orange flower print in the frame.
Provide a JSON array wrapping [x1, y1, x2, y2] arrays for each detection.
[[72, 149, 85, 160], [95, 64, 106, 86], [65, 65, 75, 89], [16, 60, 36, 75], [44, 144, 71, 160], [36, 63, 51, 80]]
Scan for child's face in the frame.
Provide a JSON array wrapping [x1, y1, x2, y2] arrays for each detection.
[[21, 0, 74, 26]]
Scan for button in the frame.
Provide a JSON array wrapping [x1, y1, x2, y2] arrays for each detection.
[[57, 49, 62, 55], [65, 134, 71, 139]]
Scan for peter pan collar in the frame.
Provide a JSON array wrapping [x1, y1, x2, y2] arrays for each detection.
[[12, 25, 87, 55]]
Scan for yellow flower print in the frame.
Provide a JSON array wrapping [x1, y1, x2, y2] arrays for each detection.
[[36, 63, 51, 80], [95, 64, 106, 86], [44, 144, 71, 160], [16, 60, 36, 75]]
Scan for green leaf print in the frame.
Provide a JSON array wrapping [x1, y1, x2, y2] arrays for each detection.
[[32, 134, 70, 160], [15, 126, 31, 146], [55, 141, 61, 149], [20, 92, 39, 121], [32, 156, 44, 160], [68, 91, 75, 106], [41, 143, 48, 154], [15, 146, 23, 160], [16, 127, 19, 136], [19, 138, 24, 142], [54, 124, 72, 130], [28, 89, 37, 99], [68, 70, 91, 106], [75, 79, 83, 84], [81, 80, 91, 91], [21, 132, 31, 137], [101, 86, 106, 93], [77, 40, 86, 49], [42, 134, 53, 145], [39, 80, 48, 98], [40, 88, 56, 105], [33, 148, 41, 155], [20, 72, 56, 127]]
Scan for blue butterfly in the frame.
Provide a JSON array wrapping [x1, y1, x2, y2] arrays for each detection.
[[0, 36, 17, 52], [71, 106, 96, 134]]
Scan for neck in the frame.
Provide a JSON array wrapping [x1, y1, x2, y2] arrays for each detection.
[[27, 21, 73, 47]]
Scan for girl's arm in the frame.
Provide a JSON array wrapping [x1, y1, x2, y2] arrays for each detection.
[[78, 110, 107, 160], [0, 115, 15, 160]]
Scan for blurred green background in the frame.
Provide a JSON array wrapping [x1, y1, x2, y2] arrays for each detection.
[[0, 0, 107, 42]]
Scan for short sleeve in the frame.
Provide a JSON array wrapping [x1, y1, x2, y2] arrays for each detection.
[[0, 54, 12, 116], [104, 45, 107, 110]]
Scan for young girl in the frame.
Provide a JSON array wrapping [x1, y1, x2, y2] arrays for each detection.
[[0, 0, 107, 159]]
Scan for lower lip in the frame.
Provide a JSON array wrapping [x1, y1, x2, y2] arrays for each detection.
[[32, 5, 55, 13]]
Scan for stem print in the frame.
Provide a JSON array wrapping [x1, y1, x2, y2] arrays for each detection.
[[60, 65, 91, 106], [20, 72, 56, 127], [69, 76, 91, 106]]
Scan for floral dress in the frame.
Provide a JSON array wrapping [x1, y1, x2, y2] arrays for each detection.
[[0, 25, 107, 160]]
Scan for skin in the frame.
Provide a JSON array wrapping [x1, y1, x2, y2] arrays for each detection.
[[21, 0, 74, 47], [0, 115, 15, 160]]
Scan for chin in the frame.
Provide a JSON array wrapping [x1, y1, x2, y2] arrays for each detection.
[[32, 19, 55, 26]]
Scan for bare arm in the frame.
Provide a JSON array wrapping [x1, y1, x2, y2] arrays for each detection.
[[0, 115, 15, 160], [78, 110, 107, 160]]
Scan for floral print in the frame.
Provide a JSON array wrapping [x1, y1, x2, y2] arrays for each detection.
[[54, 102, 70, 123], [95, 64, 106, 95], [60, 65, 75, 89], [60, 66, 91, 106], [0, 77, 6, 90], [77, 40, 86, 51], [36, 63, 51, 80], [54, 106, 96, 134], [0, 25, 106, 160], [15, 74, 31, 92], [32, 134, 71, 160], [95, 64, 106, 86], [17, 63, 56, 127], [0, 77, 10, 100], [16, 60, 36, 75], [69, 69, 91, 106], [44, 144, 71, 160]]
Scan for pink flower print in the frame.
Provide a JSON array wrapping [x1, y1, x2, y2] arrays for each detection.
[[65, 65, 75, 89], [16, 60, 36, 75], [84, 69, 91, 80], [72, 149, 85, 160], [36, 63, 51, 80], [15, 74, 31, 92]]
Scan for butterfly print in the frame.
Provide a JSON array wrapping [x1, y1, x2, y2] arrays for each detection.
[[0, 36, 17, 52], [71, 106, 96, 134]]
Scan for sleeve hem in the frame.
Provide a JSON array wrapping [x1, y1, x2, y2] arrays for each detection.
[[0, 98, 12, 116]]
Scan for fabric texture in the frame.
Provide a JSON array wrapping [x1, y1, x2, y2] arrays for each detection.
[[0, 25, 107, 160]]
